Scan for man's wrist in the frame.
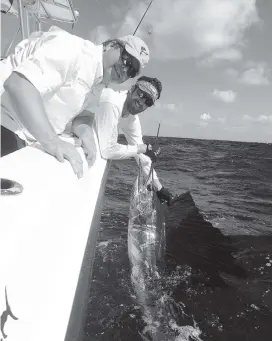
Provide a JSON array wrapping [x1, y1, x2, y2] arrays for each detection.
[[73, 123, 92, 138], [137, 144, 148, 154], [80, 126, 93, 139], [40, 133, 60, 146], [157, 184, 163, 192]]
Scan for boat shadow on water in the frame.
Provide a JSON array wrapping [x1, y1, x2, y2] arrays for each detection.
[[84, 191, 272, 341]]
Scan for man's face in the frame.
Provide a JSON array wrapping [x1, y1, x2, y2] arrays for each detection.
[[108, 50, 140, 84], [126, 84, 155, 115]]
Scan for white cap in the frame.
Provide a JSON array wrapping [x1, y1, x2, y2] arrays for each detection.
[[119, 35, 149, 74]]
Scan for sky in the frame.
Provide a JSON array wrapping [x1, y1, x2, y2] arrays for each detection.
[[1, 0, 272, 142]]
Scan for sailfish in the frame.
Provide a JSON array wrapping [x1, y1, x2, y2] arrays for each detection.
[[127, 158, 168, 339], [128, 123, 165, 305], [0, 286, 18, 339]]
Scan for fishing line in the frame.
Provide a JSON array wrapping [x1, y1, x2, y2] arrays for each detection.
[[132, 0, 154, 36], [130, 0, 179, 195]]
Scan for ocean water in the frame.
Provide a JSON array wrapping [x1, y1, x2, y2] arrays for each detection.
[[84, 137, 272, 341]]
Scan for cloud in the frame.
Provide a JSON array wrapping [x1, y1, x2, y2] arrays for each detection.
[[200, 113, 212, 121], [98, 0, 259, 61], [199, 48, 243, 67], [212, 89, 237, 103], [89, 25, 112, 44], [242, 114, 272, 122], [242, 114, 253, 121], [155, 102, 183, 111], [239, 62, 271, 85], [199, 114, 227, 128], [258, 115, 272, 122], [166, 104, 176, 111], [225, 62, 271, 86], [210, 48, 243, 62]]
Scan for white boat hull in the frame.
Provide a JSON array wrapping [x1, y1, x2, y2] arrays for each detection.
[[0, 137, 109, 341]]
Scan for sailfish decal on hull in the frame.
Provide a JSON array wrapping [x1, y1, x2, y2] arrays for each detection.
[[0, 286, 18, 339]]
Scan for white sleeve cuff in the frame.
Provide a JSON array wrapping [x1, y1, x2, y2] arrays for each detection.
[[126, 144, 138, 156]]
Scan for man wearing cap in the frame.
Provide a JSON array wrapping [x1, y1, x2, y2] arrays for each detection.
[[71, 76, 174, 205], [1, 26, 149, 178]]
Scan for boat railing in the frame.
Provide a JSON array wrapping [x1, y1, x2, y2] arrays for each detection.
[[1, 0, 79, 56]]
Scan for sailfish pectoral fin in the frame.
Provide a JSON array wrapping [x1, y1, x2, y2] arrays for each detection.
[[7, 310, 18, 321]]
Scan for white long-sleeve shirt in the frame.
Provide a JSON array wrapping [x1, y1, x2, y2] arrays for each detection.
[[0, 26, 104, 141], [87, 88, 162, 190]]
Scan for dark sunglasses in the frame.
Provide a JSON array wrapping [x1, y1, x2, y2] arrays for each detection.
[[121, 52, 140, 78], [135, 85, 154, 107]]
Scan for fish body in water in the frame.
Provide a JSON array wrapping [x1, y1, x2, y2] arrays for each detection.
[[127, 170, 203, 341], [128, 168, 165, 302], [127, 166, 168, 339]]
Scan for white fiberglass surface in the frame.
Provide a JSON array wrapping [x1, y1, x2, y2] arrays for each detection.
[[0, 137, 107, 341]]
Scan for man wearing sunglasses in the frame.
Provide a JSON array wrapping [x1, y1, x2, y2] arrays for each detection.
[[1, 26, 149, 178], [72, 76, 173, 205]]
